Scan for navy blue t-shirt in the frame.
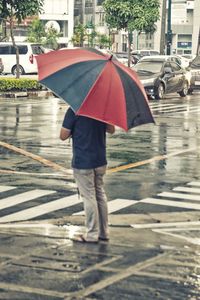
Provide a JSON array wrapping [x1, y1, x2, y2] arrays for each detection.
[[62, 107, 107, 169]]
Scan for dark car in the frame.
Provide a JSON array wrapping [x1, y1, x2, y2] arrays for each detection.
[[0, 58, 4, 74], [132, 57, 189, 99], [187, 55, 200, 94]]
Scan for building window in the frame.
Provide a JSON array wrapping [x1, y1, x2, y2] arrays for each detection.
[[97, 0, 104, 5], [85, 0, 93, 14], [122, 34, 127, 52], [98, 12, 105, 26]]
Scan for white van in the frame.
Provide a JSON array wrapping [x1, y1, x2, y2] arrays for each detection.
[[0, 42, 45, 75], [132, 49, 160, 57]]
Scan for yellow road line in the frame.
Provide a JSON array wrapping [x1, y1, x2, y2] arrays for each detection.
[[107, 147, 197, 174], [0, 141, 197, 175], [0, 169, 70, 177], [0, 141, 69, 174]]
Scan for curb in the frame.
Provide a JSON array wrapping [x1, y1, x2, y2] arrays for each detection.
[[0, 90, 53, 99]]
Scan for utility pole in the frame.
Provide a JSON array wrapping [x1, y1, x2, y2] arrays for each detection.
[[197, 27, 200, 55], [160, 0, 167, 54], [166, 0, 172, 55]]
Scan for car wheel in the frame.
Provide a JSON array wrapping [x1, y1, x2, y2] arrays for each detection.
[[188, 87, 193, 95], [154, 83, 164, 99], [179, 82, 188, 97], [12, 65, 25, 75]]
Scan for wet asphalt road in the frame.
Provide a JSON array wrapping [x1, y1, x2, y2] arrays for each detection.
[[1, 92, 200, 219], [1, 93, 200, 300]]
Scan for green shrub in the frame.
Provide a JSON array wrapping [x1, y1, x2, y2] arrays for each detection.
[[0, 78, 43, 92]]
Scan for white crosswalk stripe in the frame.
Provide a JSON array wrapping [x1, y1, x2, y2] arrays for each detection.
[[0, 189, 56, 210], [158, 191, 200, 201], [131, 220, 200, 229], [140, 197, 200, 210], [187, 181, 200, 187], [0, 186, 16, 193], [73, 199, 137, 216], [152, 104, 188, 112], [0, 194, 82, 223], [150, 103, 200, 115], [173, 186, 200, 194], [1, 180, 200, 223]]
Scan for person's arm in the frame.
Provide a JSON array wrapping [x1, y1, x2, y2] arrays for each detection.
[[60, 127, 71, 141], [106, 124, 115, 134], [60, 108, 75, 141]]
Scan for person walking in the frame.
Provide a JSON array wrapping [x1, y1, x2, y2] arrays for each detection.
[[60, 107, 115, 243]]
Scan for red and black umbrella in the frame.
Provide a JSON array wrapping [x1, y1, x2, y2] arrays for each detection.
[[36, 48, 154, 131]]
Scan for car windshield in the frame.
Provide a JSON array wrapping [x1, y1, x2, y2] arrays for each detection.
[[133, 61, 163, 74], [190, 56, 200, 68], [31, 45, 44, 55]]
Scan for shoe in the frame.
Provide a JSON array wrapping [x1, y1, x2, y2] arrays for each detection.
[[71, 234, 98, 243]]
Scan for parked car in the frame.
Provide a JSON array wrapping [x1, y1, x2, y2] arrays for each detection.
[[181, 54, 195, 62], [130, 50, 160, 65], [0, 42, 46, 75], [114, 52, 136, 66], [0, 58, 4, 74], [187, 55, 200, 94], [139, 55, 189, 69], [132, 56, 189, 99], [173, 55, 191, 68], [132, 49, 160, 57], [93, 49, 133, 66], [114, 52, 129, 65], [131, 54, 140, 65]]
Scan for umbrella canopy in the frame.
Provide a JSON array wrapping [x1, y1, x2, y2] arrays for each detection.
[[36, 48, 154, 131]]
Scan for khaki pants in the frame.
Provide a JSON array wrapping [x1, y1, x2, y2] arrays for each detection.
[[73, 165, 108, 241]]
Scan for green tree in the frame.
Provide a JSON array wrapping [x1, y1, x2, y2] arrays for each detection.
[[103, 0, 160, 66], [96, 33, 111, 49], [71, 23, 86, 47], [0, 0, 44, 77], [71, 23, 99, 48], [27, 19, 61, 50], [44, 25, 61, 50], [27, 17, 45, 43], [87, 27, 98, 47]]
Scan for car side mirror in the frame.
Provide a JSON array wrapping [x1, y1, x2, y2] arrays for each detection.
[[164, 67, 173, 74]]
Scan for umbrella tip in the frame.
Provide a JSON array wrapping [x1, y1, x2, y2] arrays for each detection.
[[109, 54, 113, 61]]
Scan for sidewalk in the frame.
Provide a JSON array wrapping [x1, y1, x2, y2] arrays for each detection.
[[0, 211, 200, 300], [0, 90, 52, 99]]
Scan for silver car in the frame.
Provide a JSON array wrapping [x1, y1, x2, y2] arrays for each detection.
[[187, 55, 200, 94]]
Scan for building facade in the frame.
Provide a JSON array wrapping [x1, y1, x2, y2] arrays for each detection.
[[169, 0, 200, 55], [9, 0, 74, 47], [39, 0, 74, 47], [147, 0, 200, 55], [3, 0, 200, 54], [118, 0, 200, 55]]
